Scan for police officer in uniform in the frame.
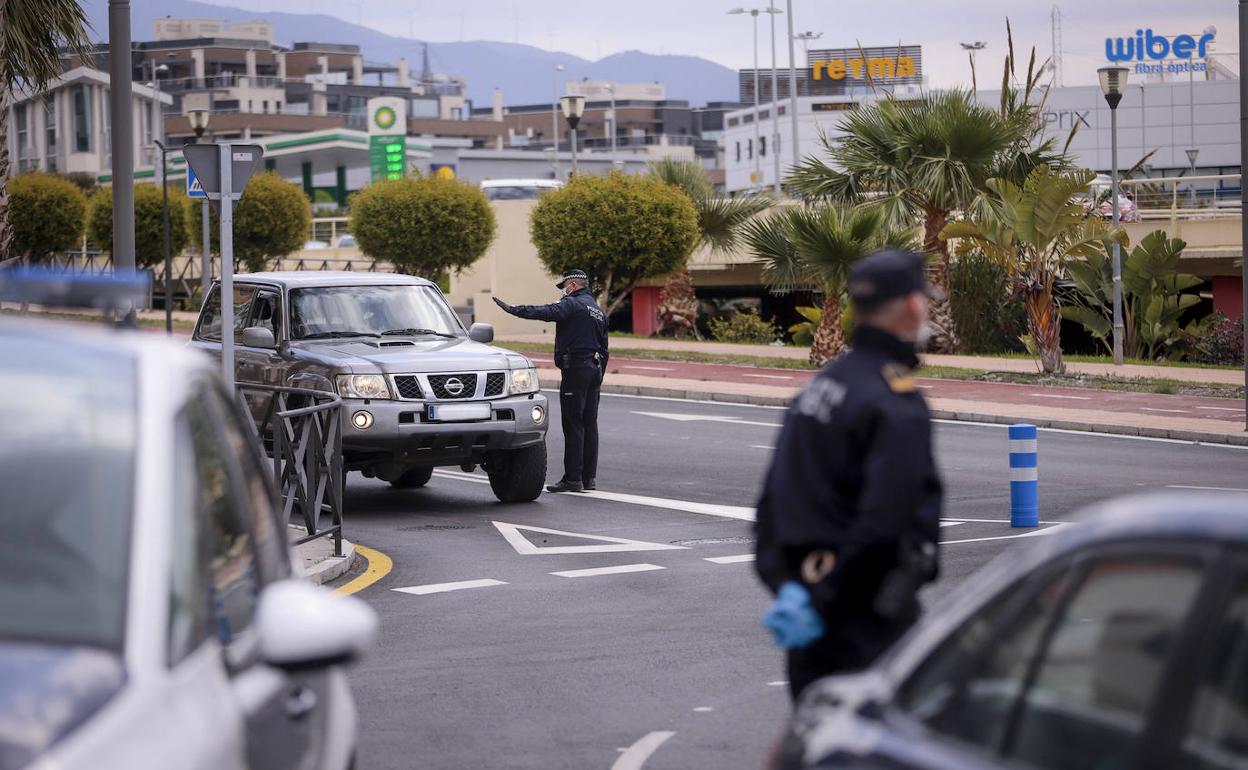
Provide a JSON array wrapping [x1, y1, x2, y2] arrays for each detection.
[[755, 249, 943, 702], [494, 269, 609, 494]]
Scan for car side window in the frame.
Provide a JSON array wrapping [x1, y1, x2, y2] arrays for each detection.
[[1180, 571, 1248, 770], [185, 389, 259, 644], [1002, 558, 1204, 770], [196, 285, 256, 343], [249, 291, 281, 341], [169, 412, 212, 664]]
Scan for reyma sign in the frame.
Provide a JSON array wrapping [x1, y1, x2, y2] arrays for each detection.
[[1106, 29, 1215, 73]]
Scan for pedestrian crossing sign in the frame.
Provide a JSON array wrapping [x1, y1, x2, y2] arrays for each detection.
[[186, 167, 206, 199]]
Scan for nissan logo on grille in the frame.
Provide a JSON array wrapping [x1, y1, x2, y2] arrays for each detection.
[[444, 377, 465, 396]]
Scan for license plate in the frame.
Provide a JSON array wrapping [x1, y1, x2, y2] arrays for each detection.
[[426, 402, 491, 422]]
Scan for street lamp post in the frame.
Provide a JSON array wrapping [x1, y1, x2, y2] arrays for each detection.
[[551, 63, 564, 180], [150, 63, 170, 333], [1186, 147, 1200, 208], [559, 95, 585, 177], [787, 16, 807, 177], [794, 30, 822, 62], [109, 0, 136, 325], [765, 4, 782, 198], [189, 108, 211, 294], [606, 83, 618, 163], [1099, 65, 1130, 367], [728, 8, 763, 193]]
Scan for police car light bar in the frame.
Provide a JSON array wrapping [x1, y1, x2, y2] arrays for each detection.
[[0, 267, 150, 312]]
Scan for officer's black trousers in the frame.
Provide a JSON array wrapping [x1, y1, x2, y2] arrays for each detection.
[[558, 363, 602, 483], [787, 615, 909, 701]]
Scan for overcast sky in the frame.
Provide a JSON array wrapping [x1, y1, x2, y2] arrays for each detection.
[[258, 0, 1237, 88]]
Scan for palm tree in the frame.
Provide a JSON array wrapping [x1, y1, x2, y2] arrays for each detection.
[[745, 204, 918, 366], [787, 43, 1066, 354], [942, 167, 1125, 374], [647, 159, 771, 338], [0, 0, 93, 262]]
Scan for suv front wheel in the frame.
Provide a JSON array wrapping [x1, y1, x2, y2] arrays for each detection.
[[485, 443, 547, 503]]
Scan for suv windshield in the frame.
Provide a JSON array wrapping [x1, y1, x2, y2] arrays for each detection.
[[290, 285, 464, 340], [0, 334, 135, 650]]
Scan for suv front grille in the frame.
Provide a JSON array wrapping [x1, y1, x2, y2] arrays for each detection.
[[484, 372, 507, 397], [393, 375, 424, 399], [428, 373, 478, 400]]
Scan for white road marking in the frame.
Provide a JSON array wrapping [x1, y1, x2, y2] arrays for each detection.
[[939, 521, 965, 528], [705, 554, 755, 564], [1196, 406, 1246, 412], [582, 489, 757, 521], [612, 731, 676, 770], [1141, 407, 1191, 414], [1167, 485, 1248, 492], [622, 365, 675, 372], [750, 444, 775, 450], [492, 521, 687, 555], [741, 373, 795, 381], [933, 419, 1248, 449], [1030, 393, 1092, 400], [632, 410, 782, 428], [693, 706, 714, 712], [392, 579, 507, 595], [942, 522, 1072, 545], [550, 563, 665, 578], [767, 681, 788, 687]]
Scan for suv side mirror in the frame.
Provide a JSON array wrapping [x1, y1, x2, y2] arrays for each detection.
[[242, 326, 277, 348], [255, 580, 378, 671], [469, 323, 494, 344]]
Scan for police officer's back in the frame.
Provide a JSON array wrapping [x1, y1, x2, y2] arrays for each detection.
[[755, 250, 943, 702], [494, 269, 608, 493]]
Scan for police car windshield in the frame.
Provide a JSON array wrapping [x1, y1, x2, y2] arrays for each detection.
[[290, 285, 464, 340], [0, 337, 135, 650]]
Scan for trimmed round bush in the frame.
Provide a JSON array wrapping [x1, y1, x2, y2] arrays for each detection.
[[9, 172, 87, 261], [88, 183, 189, 267]]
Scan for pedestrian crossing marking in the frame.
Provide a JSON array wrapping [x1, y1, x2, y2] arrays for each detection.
[[492, 521, 688, 555]]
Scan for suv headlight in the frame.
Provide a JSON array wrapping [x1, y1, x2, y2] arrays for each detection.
[[335, 374, 391, 400], [509, 368, 539, 395]]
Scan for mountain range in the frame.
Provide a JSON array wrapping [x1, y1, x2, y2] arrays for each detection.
[[79, 0, 741, 107]]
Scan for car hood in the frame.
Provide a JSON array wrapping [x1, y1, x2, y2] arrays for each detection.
[[0, 642, 124, 770], [291, 337, 528, 373]]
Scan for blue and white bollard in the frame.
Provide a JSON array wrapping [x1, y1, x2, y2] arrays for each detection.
[[1008, 423, 1039, 528]]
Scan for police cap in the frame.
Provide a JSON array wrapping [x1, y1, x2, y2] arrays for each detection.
[[555, 269, 589, 289], [847, 249, 933, 312]]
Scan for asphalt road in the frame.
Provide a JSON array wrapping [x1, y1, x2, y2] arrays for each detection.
[[339, 391, 1248, 770]]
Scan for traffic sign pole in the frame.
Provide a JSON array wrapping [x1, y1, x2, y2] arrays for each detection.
[[219, 142, 235, 392]]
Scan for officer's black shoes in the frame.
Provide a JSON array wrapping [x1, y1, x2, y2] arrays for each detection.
[[582, 479, 596, 491], [546, 479, 585, 493]]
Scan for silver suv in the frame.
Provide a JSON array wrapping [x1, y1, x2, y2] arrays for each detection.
[[190, 272, 549, 503]]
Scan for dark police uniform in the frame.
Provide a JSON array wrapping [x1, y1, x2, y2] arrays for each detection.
[[755, 251, 943, 701], [494, 269, 609, 491]]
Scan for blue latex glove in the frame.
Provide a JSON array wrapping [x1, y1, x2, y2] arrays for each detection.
[[762, 582, 826, 650]]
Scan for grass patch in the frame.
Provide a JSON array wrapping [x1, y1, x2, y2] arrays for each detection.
[[919, 365, 1243, 400], [983, 351, 1240, 371]]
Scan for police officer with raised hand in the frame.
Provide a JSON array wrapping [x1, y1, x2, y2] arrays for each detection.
[[755, 249, 943, 702], [494, 269, 609, 494]]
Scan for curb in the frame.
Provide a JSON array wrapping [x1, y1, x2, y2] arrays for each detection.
[[596, 382, 1248, 447], [300, 538, 358, 586]]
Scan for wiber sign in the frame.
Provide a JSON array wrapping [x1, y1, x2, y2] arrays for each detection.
[[1105, 28, 1216, 75]]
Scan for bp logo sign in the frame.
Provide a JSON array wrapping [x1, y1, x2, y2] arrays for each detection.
[[373, 105, 398, 131]]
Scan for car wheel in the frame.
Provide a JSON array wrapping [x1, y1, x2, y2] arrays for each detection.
[[486, 443, 547, 503], [389, 465, 434, 489]]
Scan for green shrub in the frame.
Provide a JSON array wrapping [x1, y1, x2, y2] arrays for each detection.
[[188, 172, 310, 272], [949, 248, 1024, 353], [8, 172, 87, 260], [349, 176, 496, 278], [88, 184, 189, 267], [708, 309, 779, 345], [529, 172, 699, 315], [1191, 312, 1244, 366]]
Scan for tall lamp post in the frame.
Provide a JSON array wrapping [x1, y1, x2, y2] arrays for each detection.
[[787, 13, 806, 186], [1099, 65, 1129, 367], [150, 64, 171, 333], [728, 7, 763, 193], [109, 0, 136, 325], [1186, 147, 1200, 208], [189, 109, 211, 295], [551, 63, 564, 180], [606, 83, 619, 166], [794, 30, 822, 62], [559, 95, 585, 177], [765, 3, 782, 198]]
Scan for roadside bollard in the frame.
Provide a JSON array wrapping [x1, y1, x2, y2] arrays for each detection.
[[1009, 423, 1039, 528]]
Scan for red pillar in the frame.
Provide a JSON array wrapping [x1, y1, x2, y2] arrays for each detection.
[[1213, 275, 1244, 320], [631, 286, 661, 337]]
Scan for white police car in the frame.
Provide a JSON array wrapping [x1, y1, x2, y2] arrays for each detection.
[[0, 317, 377, 770]]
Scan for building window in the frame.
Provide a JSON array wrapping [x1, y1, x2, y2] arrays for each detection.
[[73, 84, 92, 153], [760, 136, 766, 157], [141, 99, 153, 146], [747, 139, 753, 159], [45, 96, 57, 171], [728, 117, 739, 127], [735, 142, 741, 162], [102, 90, 110, 164], [15, 103, 30, 170], [275, 100, 282, 113], [262, 100, 268, 113]]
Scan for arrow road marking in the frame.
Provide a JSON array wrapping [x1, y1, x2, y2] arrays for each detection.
[[632, 411, 782, 428], [392, 578, 507, 595], [612, 731, 676, 770], [492, 521, 688, 555]]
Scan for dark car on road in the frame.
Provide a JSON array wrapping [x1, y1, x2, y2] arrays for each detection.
[[779, 493, 1248, 770], [190, 272, 550, 502]]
